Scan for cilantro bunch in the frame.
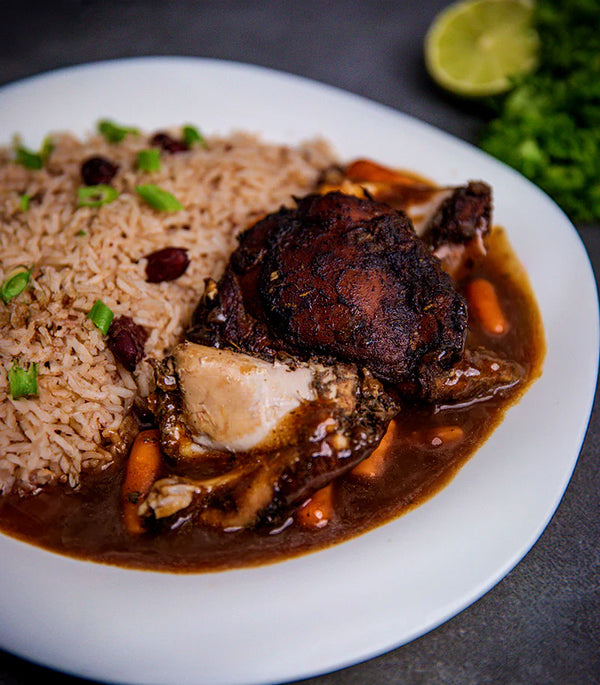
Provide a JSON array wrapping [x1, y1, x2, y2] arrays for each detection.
[[479, 0, 600, 223]]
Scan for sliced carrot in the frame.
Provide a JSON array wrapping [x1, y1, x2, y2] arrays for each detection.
[[418, 425, 464, 447], [351, 421, 396, 479], [295, 484, 334, 530], [345, 159, 419, 185], [121, 429, 162, 535], [466, 277, 509, 336]]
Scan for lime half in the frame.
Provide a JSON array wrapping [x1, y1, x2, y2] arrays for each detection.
[[425, 0, 539, 97]]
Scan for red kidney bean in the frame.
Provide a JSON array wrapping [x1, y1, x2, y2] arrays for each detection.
[[150, 132, 188, 154], [107, 316, 148, 372], [81, 156, 119, 185], [144, 247, 190, 283]]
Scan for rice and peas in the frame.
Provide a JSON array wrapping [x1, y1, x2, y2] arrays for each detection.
[[0, 122, 335, 495]]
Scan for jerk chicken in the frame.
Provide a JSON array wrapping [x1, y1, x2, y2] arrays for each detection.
[[189, 191, 468, 386], [140, 169, 525, 533]]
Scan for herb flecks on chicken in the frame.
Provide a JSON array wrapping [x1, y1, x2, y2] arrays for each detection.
[[189, 191, 468, 388], [145, 343, 396, 529]]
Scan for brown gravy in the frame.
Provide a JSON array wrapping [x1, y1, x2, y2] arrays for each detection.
[[0, 227, 545, 572]]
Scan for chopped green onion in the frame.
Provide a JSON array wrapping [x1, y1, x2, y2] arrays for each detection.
[[182, 125, 206, 148], [77, 185, 119, 208], [15, 146, 43, 169], [137, 149, 162, 172], [1, 266, 31, 304], [76, 229, 87, 237], [87, 299, 114, 335], [8, 361, 38, 399], [39, 136, 54, 160], [97, 119, 139, 143], [19, 194, 31, 211], [14, 135, 54, 170], [135, 184, 183, 212]]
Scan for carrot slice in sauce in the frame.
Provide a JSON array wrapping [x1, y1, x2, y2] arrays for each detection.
[[295, 484, 334, 530], [121, 429, 162, 535], [351, 421, 396, 480], [345, 158, 420, 185], [467, 277, 509, 335]]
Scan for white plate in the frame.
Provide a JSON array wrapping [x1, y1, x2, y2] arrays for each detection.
[[0, 57, 597, 685]]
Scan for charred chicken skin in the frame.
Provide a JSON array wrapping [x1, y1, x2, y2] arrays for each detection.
[[189, 191, 468, 388]]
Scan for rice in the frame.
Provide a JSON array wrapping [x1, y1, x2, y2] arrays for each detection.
[[0, 126, 335, 494]]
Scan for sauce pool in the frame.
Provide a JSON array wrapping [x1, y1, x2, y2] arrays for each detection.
[[0, 226, 545, 572]]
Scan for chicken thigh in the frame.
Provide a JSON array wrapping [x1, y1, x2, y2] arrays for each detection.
[[189, 191, 468, 387]]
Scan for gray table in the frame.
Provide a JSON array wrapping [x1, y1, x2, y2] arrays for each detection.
[[1, 2, 598, 684]]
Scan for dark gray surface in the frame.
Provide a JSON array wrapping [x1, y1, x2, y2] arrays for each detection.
[[0, 2, 598, 684]]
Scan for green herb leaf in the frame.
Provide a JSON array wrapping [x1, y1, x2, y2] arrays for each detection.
[[14, 135, 54, 170], [478, 0, 600, 223], [39, 136, 54, 160], [77, 185, 119, 208], [8, 361, 38, 399], [97, 119, 139, 143], [135, 184, 183, 212], [15, 146, 43, 170], [87, 299, 114, 335], [137, 149, 162, 172], [19, 194, 31, 211], [182, 125, 206, 148], [1, 266, 31, 304]]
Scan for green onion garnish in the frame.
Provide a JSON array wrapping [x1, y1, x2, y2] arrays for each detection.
[[1, 266, 31, 304], [135, 184, 183, 212], [19, 194, 31, 211], [87, 299, 114, 335], [97, 119, 139, 143], [39, 136, 54, 160], [137, 149, 162, 172], [8, 361, 39, 399], [77, 185, 119, 208], [16, 146, 43, 170], [182, 125, 206, 148], [14, 135, 54, 170]]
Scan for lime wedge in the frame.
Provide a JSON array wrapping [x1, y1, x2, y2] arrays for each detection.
[[424, 0, 540, 97]]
